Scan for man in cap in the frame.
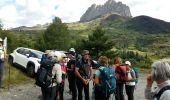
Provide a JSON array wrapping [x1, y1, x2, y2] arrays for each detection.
[[67, 48, 77, 100], [75, 50, 93, 100]]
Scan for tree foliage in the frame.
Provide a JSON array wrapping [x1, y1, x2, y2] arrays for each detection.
[[39, 17, 70, 51], [80, 27, 113, 58]]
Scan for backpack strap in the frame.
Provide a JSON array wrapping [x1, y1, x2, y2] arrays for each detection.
[[154, 85, 170, 100], [78, 59, 91, 78]]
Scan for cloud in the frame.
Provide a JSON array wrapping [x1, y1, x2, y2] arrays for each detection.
[[0, 0, 170, 28], [120, 0, 170, 22], [0, 5, 17, 21]]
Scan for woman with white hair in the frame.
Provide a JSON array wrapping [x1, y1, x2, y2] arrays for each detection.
[[145, 60, 170, 100], [55, 52, 67, 100]]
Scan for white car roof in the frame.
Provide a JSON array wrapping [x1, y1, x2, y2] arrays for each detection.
[[16, 47, 44, 54]]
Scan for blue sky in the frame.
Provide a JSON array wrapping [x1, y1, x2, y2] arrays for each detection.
[[0, 0, 170, 28]]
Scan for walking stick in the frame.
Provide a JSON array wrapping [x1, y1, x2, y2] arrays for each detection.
[[3, 37, 10, 90]]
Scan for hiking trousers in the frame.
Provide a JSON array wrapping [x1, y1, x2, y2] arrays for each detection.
[[76, 81, 89, 100], [94, 89, 110, 100], [125, 85, 135, 100], [0, 62, 4, 87], [68, 75, 77, 100], [41, 86, 56, 100], [115, 83, 125, 100]]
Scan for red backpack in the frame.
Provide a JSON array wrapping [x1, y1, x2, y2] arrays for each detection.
[[113, 64, 127, 83]]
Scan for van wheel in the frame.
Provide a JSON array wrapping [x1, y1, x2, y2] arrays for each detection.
[[27, 64, 35, 77], [8, 56, 14, 65]]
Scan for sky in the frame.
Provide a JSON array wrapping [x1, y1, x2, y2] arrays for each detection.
[[0, 0, 170, 28]]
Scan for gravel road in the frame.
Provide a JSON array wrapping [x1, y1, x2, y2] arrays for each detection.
[[0, 73, 148, 100]]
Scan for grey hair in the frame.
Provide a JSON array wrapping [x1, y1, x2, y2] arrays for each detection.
[[151, 59, 170, 81]]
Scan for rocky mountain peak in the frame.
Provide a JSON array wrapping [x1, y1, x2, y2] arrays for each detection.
[[80, 0, 132, 22]]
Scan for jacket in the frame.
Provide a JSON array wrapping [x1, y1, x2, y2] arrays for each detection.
[[145, 80, 170, 100]]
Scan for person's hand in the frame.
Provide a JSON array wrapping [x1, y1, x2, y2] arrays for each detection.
[[90, 76, 93, 81], [147, 75, 153, 88], [87, 79, 91, 83], [81, 78, 87, 85]]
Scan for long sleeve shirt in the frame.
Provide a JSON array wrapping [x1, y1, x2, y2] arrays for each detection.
[[50, 63, 62, 87], [145, 80, 170, 100]]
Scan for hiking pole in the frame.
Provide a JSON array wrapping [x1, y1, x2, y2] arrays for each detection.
[[8, 57, 10, 90]]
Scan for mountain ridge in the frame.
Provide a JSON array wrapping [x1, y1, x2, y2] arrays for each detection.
[[80, 0, 131, 22], [9, 14, 170, 34]]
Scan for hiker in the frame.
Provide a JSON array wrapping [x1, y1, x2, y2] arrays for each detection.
[[67, 48, 77, 100], [145, 60, 170, 100], [56, 52, 67, 100], [112, 56, 126, 100], [40, 51, 62, 100], [93, 56, 116, 100], [0, 38, 5, 88], [125, 61, 136, 100], [75, 50, 93, 100]]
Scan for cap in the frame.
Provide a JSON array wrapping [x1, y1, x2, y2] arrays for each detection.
[[82, 50, 89, 56], [69, 48, 75, 52], [125, 61, 131, 66]]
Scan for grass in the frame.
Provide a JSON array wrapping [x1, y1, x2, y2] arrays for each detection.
[[3, 62, 33, 89]]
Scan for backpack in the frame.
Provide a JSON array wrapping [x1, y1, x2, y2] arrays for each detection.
[[97, 67, 117, 97], [35, 54, 55, 88], [126, 68, 136, 82], [132, 67, 139, 84], [154, 85, 170, 100], [114, 65, 127, 83]]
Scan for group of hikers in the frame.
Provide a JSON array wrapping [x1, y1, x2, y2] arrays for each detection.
[[36, 48, 139, 100], [35, 47, 170, 100], [0, 38, 169, 100]]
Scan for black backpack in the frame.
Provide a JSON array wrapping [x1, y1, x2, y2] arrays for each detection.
[[35, 55, 55, 88], [154, 85, 170, 100]]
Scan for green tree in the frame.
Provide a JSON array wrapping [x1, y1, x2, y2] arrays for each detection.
[[82, 27, 113, 58], [43, 17, 70, 50], [35, 33, 46, 51]]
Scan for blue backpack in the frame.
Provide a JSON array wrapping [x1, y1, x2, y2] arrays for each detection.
[[98, 67, 117, 97]]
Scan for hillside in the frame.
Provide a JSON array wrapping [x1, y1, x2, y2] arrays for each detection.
[[8, 13, 170, 60], [68, 13, 170, 59], [69, 14, 170, 34], [126, 16, 170, 33]]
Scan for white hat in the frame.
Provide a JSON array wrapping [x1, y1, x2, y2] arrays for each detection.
[[69, 48, 75, 52], [125, 61, 131, 66], [54, 51, 66, 61]]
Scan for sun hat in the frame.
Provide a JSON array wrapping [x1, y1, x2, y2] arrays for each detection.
[[125, 61, 131, 66]]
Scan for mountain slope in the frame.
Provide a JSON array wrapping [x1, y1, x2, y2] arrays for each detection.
[[126, 16, 170, 33]]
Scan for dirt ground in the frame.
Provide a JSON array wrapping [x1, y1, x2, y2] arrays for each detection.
[[0, 73, 148, 100]]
